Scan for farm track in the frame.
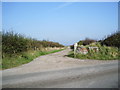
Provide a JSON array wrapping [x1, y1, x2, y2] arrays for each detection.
[[2, 48, 119, 88]]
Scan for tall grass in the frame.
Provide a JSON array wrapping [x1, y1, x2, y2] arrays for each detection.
[[68, 42, 119, 60], [69, 31, 120, 60], [2, 49, 64, 69]]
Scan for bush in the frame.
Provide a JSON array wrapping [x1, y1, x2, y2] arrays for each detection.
[[78, 38, 96, 46], [2, 31, 28, 54], [101, 31, 120, 48], [2, 31, 64, 57], [2, 30, 65, 69]]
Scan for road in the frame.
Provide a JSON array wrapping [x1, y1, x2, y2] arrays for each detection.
[[2, 48, 119, 88]]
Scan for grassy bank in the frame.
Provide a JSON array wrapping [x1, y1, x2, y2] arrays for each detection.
[[1, 31, 64, 70], [2, 49, 64, 69], [68, 42, 120, 60]]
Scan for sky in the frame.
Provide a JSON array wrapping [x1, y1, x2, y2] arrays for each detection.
[[2, 2, 118, 46]]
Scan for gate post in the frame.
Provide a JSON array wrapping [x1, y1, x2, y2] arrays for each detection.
[[74, 43, 78, 58]]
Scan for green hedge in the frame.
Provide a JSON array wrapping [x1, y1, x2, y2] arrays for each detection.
[[2, 31, 64, 57], [101, 31, 120, 48]]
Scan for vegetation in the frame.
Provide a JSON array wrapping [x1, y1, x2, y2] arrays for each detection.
[[2, 49, 64, 69], [2, 31, 64, 69], [100, 31, 120, 48], [78, 38, 96, 46], [0, 32, 2, 69], [68, 42, 119, 60], [69, 32, 120, 60], [2, 31, 64, 57], [70, 38, 96, 49]]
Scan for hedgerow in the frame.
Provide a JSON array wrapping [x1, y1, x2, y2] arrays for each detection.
[[101, 31, 120, 48], [2, 31, 64, 57]]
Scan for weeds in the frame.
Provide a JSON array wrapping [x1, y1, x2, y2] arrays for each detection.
[[68, 42, 119, 60]]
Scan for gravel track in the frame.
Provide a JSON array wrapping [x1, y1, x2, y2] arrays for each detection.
[[2, 48, 118, 76]]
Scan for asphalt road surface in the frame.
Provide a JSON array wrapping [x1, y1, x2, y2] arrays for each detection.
[[2, 48, 119, 88]]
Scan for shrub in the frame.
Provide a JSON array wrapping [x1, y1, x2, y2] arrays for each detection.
[[101, 31, 120, 48], [2, 31, 28, 54], [78, 38, 96, 46], [2, 31, 64, 57]]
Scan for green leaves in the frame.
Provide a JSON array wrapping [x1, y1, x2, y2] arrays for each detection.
[[78, 38, 96, 46], [101, 31, 120, 48], [2, 30, 64, 69], [2, 31, 64, 56]]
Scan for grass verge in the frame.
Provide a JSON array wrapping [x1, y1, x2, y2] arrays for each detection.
[[2, 49, 64, 70], [68, 45, 120, 60]]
